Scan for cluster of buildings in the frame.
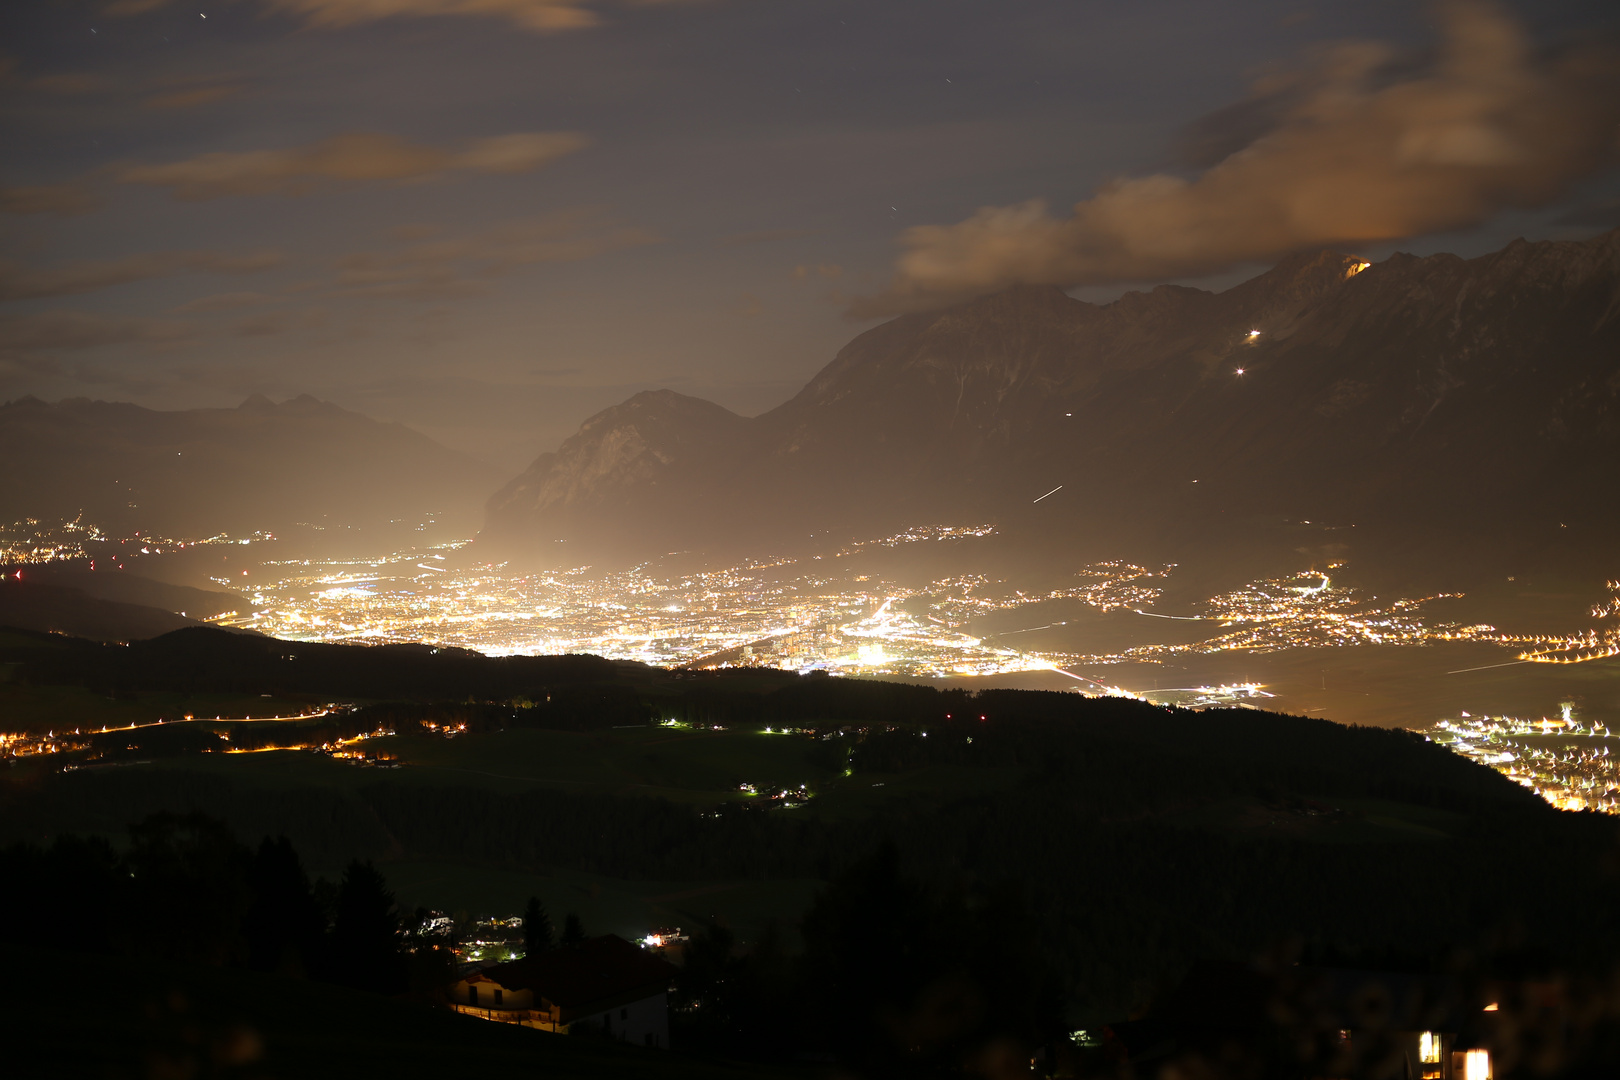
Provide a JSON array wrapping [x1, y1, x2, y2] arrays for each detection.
[[442, 932, 1518, 1075], [1418, 711, 1620, 812], [1101, 961, 1510, 1080], [221, 532, 1177, 679], [1514, 580, 1620, 665], [435, 922, 690, 1049], [0, 730, 76, 760], [200, 527, 1606, 691], [450, 935, 679, 1047], [0, 514, 271, 566], [1082, 569, 1501, 662], [3, 710, 388, 767]]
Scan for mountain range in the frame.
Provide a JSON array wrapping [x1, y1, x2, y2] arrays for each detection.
[[0, 393, 497, 543], [4, 229, 1616, 602], [482, 228, 1620, 588]]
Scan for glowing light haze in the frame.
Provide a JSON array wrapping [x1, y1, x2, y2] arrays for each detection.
[[2, 0, 1616, 465]]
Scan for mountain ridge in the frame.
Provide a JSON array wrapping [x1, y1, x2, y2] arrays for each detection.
[[483, 229, 1620, 581], [0, 394, 500, 543]]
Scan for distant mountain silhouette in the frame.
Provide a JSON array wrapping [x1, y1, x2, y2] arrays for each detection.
[[0, 394, 499, 540], [483, 229, 1620, 585], [0, 578, 207, 642], [11, 565, 243, 620]]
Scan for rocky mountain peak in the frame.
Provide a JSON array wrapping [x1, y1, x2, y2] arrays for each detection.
[[481, 228, 1620, 575]]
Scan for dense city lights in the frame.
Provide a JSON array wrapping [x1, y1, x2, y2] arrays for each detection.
[[0, 514, 273, 565], [1419, 709, 1620, 812]]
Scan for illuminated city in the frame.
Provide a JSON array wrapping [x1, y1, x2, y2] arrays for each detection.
[[1516, 580, 1620, 664], [1418, 708, 1620, 812], [5, 0, 1619, 1070], [0, 514, 274, 566], [210, 531, 1504, 681]]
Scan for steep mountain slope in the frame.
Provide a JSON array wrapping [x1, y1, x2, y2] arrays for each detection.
[[0, 394, 500, 541], [486, 390, 751, 554], [483, 229, 1620, 579]]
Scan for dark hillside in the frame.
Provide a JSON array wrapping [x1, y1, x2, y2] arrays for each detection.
[[0, 944, 790, 1080], [0, 577, 203, 641], [3, 628, 1612, 1021]]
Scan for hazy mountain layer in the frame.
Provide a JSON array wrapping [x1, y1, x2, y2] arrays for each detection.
[[0, 578, 203, 642], [484, 229, 1620, 585], [0, 394, 499, 541], [12, 565, 243, 621]]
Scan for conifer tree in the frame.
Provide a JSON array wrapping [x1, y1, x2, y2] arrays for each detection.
[[523, 895, 553, 955]]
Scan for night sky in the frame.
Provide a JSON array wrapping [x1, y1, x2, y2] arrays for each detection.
[[4, 0, 1617, 468]]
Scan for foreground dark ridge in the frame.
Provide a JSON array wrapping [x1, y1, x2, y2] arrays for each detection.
[[6, 623, 1616, 1032]]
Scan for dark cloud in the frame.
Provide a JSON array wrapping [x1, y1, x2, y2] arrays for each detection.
[[853, 1, 1620, 317], [117, 131, 589, 201], [1553, 199, 1620, 229], [0, 251, 282, 302], [318, 210, 658, 298]]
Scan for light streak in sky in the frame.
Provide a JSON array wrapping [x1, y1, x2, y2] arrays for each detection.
[[1032, 485, 1063, 503]]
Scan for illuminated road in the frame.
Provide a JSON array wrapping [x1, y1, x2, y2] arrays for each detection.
[[77, 707, 337, 735]]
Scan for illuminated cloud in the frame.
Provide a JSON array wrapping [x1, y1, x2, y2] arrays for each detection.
[[268, 0, 603, 31], [101, 0, 172, 14], [0, 310, 194, 354], [0, 251, 282, 302], [853, 1, 1620, 316], [30, 72, 109, 95], [143, 84, 241, 110], [720, 228, 815, 247], [0, 184, 100, 216], [319, 210, 658, 297], [109, 0, 713, 33], [172, 291, 280, 314], [118, 131, 589, 201]]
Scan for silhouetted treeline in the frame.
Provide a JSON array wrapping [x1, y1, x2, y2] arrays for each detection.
[[8, 626, 1620, 1021], [3, 625, 623, 705], [672, 842, 1064, 1075], [1, 626, 966, 731], [9, 767, 1618, 1016], [0, 812, 448, 997]]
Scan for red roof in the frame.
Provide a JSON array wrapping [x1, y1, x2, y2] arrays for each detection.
[[478, 935, 678, 1010]]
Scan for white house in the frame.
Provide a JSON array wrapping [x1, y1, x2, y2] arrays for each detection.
[[449, 934, 679, 1049]]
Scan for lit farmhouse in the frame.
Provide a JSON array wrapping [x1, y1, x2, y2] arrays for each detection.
[[449, 935, 679, 1049]]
